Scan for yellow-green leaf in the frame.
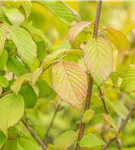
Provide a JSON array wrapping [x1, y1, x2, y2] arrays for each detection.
[[0, 93, 24, 134], [82, 109, 95, 124], [121, 65, 135, 93], [105, 28, 130, 50], [84, 38, 113, 85], [52, 61, 87, 110], [0, 24, 7, 53]]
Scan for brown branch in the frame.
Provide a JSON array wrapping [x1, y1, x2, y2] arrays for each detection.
[[98, 87, 122, 150], [76, 1, 102, 150], [101, 105, 135, 150], [44, 104, 62, 143], [21, 119, 48, 150]]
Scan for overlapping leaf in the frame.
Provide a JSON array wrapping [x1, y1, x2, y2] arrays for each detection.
[[8, 26, 37, 67], [4, 7, 25, 26], [40, 1, 80, 25], [0, 93, 24, 134], [121, 64, 135, 93], [52, 61, 87, 110], [0, 50, 8, 70], [105, 28, 130, 50], [0, 24, 7, 53], [84, 37, 113, 85]]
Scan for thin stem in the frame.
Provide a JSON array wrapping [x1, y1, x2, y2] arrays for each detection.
[[93, 1, 102, 38], [98, 87, 122, 150], [76, 1, 102, 149], [101, 105, 135, 150], [76, 75, 93, 150], [21, 119, 48, 150], [44, 104, 62, 143]]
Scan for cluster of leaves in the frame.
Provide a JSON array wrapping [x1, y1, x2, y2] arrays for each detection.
[[0, 1, 135, 150]]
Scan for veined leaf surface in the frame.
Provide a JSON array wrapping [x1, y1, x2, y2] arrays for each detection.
[[0, 24, 7, 53]]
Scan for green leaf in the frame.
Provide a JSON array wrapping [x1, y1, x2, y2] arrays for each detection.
[[121, 65, 135, 93], [11, 73, 32, 94], [52, 61, 87, 110], [7, 57, 27, 77], [53, 130, 76, 150], [82, 109, 95, 124], [3, 140, 17, 150], [0, 76, 9, 88], [19, 84, 37, 108], [21, 1, 32, 18], [80, 133, 105, 148], [84, 37, 113, 85], [17, 137, 42, 150], [105, 28, 130, 50], [0, 131, 7, 149], [106, 99, 129, 119], [0, 24, 7, 53], [0, 49, 8, 70], [0, 93, 24, 134], [40, 1, 79, 25], [3, 7, 25, 26], [8, 26, 37, 67]]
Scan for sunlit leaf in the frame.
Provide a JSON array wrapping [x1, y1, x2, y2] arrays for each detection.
[[53, 130, 76, 149], [0, 24, 7, 53], [11, 73, 32, 94], [105, 28, 130, 50], [52, 61, 87, 110], [8, 26, 37, 67], [121, 64, 135, 93], [40, 1, 79, 25], [0, 93, 24, 134], [84, 37, 113, 85], [82, 109, 95, 124], [80, 133, 105, 148], [4, 7, 25, 26], [21, 1, 32, 18]]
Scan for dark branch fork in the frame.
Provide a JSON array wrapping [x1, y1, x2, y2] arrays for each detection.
[[76, 1, 102, 150]]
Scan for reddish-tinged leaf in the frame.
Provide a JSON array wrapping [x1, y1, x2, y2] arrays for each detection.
[[52, 61, 87, 110], [68, 21, 94, 45]]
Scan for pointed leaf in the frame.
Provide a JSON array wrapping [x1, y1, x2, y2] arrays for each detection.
[[4, 7, 25, 26], [53, 130, 76, 150], [80, 133, 105, 148], [52, 61, 87, 110], [84, 38, 113, 85], [0, 93, 24, 134], [0, 24, 8, 53], [105, 28, 130, 50], [121, 65, 135, 93], [0, 76, 9, 88], [11, 73, 32, 94], [8, 26, 37, 67], [40, 1, 79, 25]]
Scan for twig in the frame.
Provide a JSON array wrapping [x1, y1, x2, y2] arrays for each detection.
[[76, 1, 102, 150], [101, 105, 135, 150], [61, 1, 80, 23], [44, 104, 62, 143], [21, 119, 48, 150], [98, 87, 122, 150]]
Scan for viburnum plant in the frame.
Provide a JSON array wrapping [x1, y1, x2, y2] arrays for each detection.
[[0, 0, 135, 150]]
